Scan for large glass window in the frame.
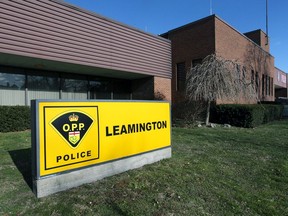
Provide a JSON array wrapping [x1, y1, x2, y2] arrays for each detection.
[[89, 80, 112, 99], [28, 72, 60, 100], [62, 77, 87, 93], [0, 72, 25, 90], [0, 71, 25, 105], [113, 80, 131, 99], [0, 66, 135, 105], [28, 73, 59, 91], [61, 75, 88, 99]]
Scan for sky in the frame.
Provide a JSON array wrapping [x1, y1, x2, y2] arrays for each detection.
[[64, 0, 288, 73]]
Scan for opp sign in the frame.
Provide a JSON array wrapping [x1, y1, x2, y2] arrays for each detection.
[[31, 100, 171, 178]]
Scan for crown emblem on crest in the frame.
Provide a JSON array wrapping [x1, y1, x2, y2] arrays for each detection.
[[69, 113, 79, 122]]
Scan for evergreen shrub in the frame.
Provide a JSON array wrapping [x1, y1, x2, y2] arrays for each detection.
[[211, 104, 283, 128], [0, 106, 30, 132]]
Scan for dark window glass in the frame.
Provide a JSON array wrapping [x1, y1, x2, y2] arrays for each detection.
[[251, 70, 255, 85], [254, 72, 259, 93], [113, 80, 131, 99], [0, 72, 25, 90], [271, 77, 273, 96], [266, 76, 270, 95], [266, 75, 269, 96], [262, 74, 265, 96], [89, 80, 112, 99], [176, 62, 186, 91], [28, 74, 59, 91], [62, 76, 87, 93], [242, 66, 246, 79]]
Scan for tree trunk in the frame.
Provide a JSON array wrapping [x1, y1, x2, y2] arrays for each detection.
[[205, 100, 211, 126]]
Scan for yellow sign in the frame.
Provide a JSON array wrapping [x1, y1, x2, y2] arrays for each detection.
[[34, 101, 171, 177]]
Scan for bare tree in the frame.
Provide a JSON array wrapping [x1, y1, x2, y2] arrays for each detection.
[[186, 54, 257, 125]]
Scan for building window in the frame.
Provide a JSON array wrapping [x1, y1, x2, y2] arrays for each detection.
[[62, 76, 87, 93], [176, 62, 186, 91], [241, 66, 246, 80], [89, 79, 131, 100], [262, 74, 265, 97], [61, 75, 88, 100], [255, 72, 259, 93], [0, 72, 25, 90], [277, 71, 281, 82], [270, 77, 273, 96], [251, 70, 255, 86], [27, 72, 60, 100], [89, 80, 112, 99], [0, 66, 134, 105], [113, 80, 131, 99], [266, 75, 269, 96], [0, 70, 25, 105], [28, 73, 59, 91]]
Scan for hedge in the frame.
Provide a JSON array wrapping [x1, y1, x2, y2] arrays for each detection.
[[0, 106, 31, 132], [262, 104, 284, 123], [0, 104, 284, 132], [210, 104, 284, 128]]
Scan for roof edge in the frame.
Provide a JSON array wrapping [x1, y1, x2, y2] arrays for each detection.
[[161, 14, 273, 58], [160, 14, 216, 36], [51, 0, 171, 43]]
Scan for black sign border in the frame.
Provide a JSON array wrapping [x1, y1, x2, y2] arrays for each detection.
[[43, 106, 100, 172]]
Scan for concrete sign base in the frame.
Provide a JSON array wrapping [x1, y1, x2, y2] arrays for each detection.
[[33, 147, 171, 198]]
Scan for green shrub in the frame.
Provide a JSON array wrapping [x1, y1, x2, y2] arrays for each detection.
[[210, 104, 283, 128], [0, 106, 31, 132], [262, 105, 283, 123], [172, 100, 206, 124]]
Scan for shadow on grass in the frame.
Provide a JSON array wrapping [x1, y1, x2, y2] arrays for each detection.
[[9, 148, 32, 190]]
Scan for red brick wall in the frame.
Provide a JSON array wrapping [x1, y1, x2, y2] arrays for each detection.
[[163, 16, 215, 104], [244, 30, 270, 53], [215, 17, 274, 102], [154, 77, 171, 101], [162, 15, 275, 105]]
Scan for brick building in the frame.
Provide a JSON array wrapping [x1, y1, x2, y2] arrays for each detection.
[[161, 15, 275, 104], [0, 0, 171, 105]]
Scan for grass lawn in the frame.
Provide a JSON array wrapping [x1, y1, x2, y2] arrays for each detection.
[[0, 120, 288, 215]]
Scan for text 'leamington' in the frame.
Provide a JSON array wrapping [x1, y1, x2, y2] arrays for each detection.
[[106, 121, 167, 136]]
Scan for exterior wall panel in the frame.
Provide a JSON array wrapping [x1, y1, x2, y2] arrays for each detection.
[[0, 0, 171, 78], [0, 90, 25, 105], [28, 91, 60, 101]]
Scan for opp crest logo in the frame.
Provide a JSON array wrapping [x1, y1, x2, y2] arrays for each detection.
[[50, 111, 93, 148]]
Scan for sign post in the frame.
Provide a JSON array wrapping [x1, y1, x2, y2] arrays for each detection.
[[31, 100, 171, 197]]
